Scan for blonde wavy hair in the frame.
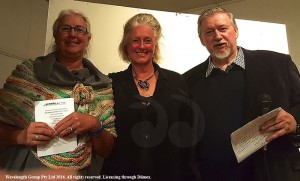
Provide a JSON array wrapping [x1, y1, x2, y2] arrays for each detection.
[[119, 13, 162, 63]]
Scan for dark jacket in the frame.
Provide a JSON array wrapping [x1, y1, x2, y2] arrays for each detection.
[[183, 47, 300, 181]]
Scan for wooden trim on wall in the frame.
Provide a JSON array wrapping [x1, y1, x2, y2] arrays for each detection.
[[0, 46, 27, 61]]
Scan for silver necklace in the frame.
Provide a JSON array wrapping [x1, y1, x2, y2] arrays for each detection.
[[133, 71, 155, 91]]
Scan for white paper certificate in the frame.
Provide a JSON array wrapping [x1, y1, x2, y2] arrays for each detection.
[[35, 98, 77, 157], [231, 107, 282, 163]]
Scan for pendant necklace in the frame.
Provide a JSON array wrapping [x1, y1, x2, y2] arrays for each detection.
[[133, 71, 156, 91]]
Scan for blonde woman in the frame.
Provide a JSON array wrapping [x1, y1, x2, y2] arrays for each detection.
[[102, 13, 196, 180]]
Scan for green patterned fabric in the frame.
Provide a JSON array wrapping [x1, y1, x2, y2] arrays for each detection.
[[0, 59, 116, 170]]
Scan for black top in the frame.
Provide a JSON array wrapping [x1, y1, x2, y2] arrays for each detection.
[[196, 64, 249, 181], [101, 63, 195, 180]]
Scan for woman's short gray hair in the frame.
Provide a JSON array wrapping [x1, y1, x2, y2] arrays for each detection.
[[49, 9, 91, 56]]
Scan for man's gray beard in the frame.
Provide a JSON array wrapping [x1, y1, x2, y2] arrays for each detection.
[[212, 48, 231, 60]]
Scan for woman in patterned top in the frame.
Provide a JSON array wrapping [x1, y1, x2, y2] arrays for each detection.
[[0, 9, 116, 177]]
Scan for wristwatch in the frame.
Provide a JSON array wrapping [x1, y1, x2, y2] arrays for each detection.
[[296, 123, 300, 137], [292, 123, 300, 149]]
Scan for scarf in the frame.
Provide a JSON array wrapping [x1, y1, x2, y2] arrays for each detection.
[[0, 54, 116, 169]]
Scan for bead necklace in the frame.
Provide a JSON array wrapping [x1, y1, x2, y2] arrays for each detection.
[[133, 71, 156, 91]]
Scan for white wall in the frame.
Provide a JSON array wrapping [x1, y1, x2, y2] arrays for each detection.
[[47, 0, 288, 75], [47, 0, 204, 74], [188, 0, 300, 68]]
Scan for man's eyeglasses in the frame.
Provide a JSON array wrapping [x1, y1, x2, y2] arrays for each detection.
[[58, 25, 88, 35]]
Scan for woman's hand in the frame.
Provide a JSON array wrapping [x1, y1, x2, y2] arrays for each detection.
[[260, 109, 297, 142], [20, 122, 56, 147], [54, 112, 100, 139]]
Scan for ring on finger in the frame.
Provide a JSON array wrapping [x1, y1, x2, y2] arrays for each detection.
[[70, 127, 73, 132], [35, 134, 39, 141]]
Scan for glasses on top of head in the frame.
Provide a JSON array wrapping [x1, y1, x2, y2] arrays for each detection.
[[58, 25, 88, 35]]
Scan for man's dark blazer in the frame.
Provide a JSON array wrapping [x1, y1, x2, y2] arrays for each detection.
[[183, 47, 300, 181]]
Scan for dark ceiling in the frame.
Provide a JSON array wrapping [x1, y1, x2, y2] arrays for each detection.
[[76, 0, 244, 13]]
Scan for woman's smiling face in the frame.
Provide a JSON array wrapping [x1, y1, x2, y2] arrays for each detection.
[[54, 14, 91, 60], [126, 25, 156, 65]]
